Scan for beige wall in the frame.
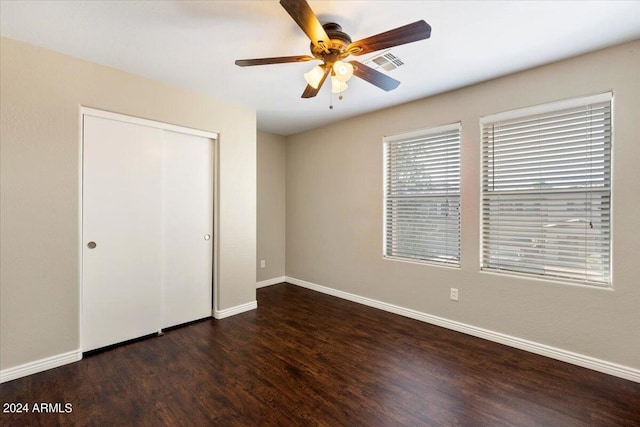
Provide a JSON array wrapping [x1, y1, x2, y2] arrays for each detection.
[[0, 38, 257, 370], [286, 40, 640, 370], [257, 131, 286, 282]]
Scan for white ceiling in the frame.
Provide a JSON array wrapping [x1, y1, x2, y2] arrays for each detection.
[[2, 1, 639, 136]]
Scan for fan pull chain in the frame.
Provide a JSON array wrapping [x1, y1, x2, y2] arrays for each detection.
[[329, 87, 345, 110]]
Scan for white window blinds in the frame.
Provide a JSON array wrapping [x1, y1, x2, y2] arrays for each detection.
[[384, 123, 461, 266], [481, 93, 612, 286]]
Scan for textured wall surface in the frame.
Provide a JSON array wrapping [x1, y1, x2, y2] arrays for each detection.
[[1, 37, 257, 370], [257, 131, 286, 283], [286, 40, 640, 370]]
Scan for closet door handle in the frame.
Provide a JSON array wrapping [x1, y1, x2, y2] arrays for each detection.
[[204, 234, 211, 241], [87, 241, 97, 249]]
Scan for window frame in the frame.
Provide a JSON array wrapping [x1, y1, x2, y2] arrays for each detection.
[[383, 122, 462, 267], [479, 92, 613, 287]]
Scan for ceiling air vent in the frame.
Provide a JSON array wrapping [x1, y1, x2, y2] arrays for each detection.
[[364, 51, 404, 72]]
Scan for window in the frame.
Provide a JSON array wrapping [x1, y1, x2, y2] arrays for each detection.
[[383, 123, 461, 266], [481, 93, 612, 286]]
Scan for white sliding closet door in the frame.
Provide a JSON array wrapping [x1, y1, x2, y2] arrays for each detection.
[[82, 116, 163, 352], [82, 111, 215, 352], [161, 131, 213, 329]]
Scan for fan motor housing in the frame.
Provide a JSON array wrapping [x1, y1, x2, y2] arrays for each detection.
[[311, 22, 352, 58]]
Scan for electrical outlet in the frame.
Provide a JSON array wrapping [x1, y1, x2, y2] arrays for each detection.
[[260, 259, 266, 268], [450, 288, 459, 301]]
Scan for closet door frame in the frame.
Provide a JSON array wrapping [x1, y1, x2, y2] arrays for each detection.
[[78, 107, 219, 352]]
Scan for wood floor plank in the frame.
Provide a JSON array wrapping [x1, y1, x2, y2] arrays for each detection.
[[1, 283, 639, 426]]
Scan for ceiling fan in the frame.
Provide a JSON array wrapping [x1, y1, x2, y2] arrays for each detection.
[[235, 0, 431, 99]]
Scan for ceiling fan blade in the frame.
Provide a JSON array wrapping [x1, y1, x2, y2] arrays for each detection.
[[235, 55, 315, 67], [280, 0, 332, 50], [350, 60, 401, 91], [348, 20, 431, 56], [301, 66, 331, 98]]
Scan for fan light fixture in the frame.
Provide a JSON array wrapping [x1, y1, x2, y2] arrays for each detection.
[[331, 76, 348, 93], [304, 60, 353, 94], [304, 65, 325, 89], [332, 61, 354, 82]]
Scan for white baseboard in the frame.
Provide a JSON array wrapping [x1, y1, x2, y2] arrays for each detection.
[[257, 276, 287, 289], [213, 300, 258, 319], [285, 276, 640, 383], [3, 300, 259, 382], [0, 349, 82, 383]]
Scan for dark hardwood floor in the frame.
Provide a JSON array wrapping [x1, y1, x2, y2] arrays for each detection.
[[1, 283, 639, 426]]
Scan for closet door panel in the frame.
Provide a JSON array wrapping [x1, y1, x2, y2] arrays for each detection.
[[161, 131, 214, 328], [82, 116, 163, 352]]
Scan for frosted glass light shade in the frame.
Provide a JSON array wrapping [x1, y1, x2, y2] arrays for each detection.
[[332, 61, 354, 82], [304, 66, 325, 89], [331, 76, 348, 93]]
